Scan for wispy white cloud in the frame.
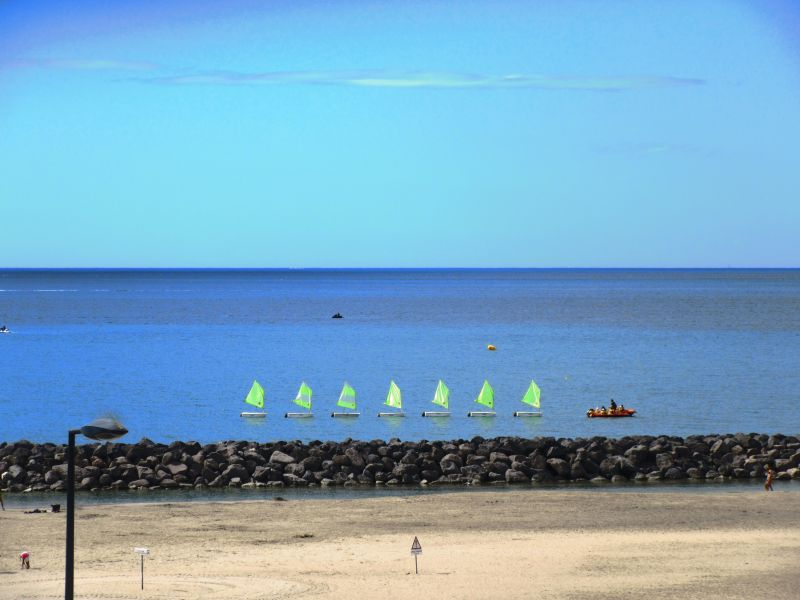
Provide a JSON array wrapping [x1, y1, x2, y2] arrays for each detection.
[[141, 69, 705, 91], [2, 60, 704, 91], [2, 58, 159, 71]]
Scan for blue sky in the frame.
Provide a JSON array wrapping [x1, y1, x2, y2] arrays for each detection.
[[1, 0, 798, 267]]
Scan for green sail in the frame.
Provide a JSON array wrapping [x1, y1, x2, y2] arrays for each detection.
[[337, 382, 357, 410], [384, 380, 402, 409], [244, 380, 265, 409], [432, 380, 449, 409], [522, 380, 541, 408], [293, 381, 312, 410], [475, 380, 494, 409]]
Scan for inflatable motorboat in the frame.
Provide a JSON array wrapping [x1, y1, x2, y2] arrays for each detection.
[[587, 408, 636, 418]]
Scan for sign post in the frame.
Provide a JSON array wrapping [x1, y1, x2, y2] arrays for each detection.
[[133, 548, 149, 590], [410, 536, 422, 574]]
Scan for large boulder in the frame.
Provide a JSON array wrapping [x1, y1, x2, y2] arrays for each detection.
[[166, 462, 189, 477], [655, 453, 674, 470], [505, 469, 530, 483], [664, 467, 685, 480], [345, 447, 366, 469], [546, 458, 570, 479], [269, 451, 296, 465], [222, 464, 249, 481], [6, 464, 26, 484]]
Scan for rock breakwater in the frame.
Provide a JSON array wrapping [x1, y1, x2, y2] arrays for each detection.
[[2, 433, 799, 493]]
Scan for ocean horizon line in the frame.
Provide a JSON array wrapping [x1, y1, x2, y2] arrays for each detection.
[[1, 266, 798, 273]]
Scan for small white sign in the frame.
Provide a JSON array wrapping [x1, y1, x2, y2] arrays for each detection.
[[133, 547, 150, 555], [410, 536, 422, 555]]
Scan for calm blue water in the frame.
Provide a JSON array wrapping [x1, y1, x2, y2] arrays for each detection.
[[1, 269, 799, 444]]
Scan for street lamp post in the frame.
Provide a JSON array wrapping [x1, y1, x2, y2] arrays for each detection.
[[65, 417, 128, 600]]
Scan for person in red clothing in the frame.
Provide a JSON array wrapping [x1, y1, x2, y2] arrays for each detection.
[[19, 551, 30, 569], [764, 467, 774, 492]]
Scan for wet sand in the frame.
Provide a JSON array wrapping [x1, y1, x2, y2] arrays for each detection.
[[1, 489, 798, 599]]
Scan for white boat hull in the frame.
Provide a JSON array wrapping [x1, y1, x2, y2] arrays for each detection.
[[240, 412, 266, 418], [467, 411, 496, 417], [331, 412, 360, 418], [285, 412, 314, 418], [378, 412, 405, 417], [422, 411, 451, 417], [514, 411, 542, 417]]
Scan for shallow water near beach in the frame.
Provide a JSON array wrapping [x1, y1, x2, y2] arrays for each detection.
[[1, 268, 799, 444], [4, 478, 798, 509]]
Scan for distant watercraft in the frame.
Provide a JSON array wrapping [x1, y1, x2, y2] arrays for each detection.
[[468, 380, 496, 417], [332, 313, 343, 319], [514, 380, 542, 417], [240, 380, 266, 418], [286, 381, 314, 418], [378, 380, 404, 417], [331, 382, 359, 417], [0, 325, 9, 334], [422, 379, 451, 417], [487, 344, 496, 351], [587, 407, 636, 418]]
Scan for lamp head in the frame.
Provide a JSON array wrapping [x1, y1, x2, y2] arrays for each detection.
[[80, 417, 128, 441]]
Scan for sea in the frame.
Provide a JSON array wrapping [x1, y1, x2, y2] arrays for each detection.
[[1, 269, 799, 445]]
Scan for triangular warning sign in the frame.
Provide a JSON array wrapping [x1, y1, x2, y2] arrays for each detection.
[[411, 536, 422, 552]]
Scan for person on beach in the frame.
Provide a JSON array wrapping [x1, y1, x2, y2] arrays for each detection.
[[0, 487, 4, 510], [19, 551, 30, 569], [765, 467, 774, 491]]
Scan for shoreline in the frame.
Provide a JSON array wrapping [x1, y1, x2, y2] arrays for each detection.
[[2, 433, 799, 496], [2, 489, 799, 599]]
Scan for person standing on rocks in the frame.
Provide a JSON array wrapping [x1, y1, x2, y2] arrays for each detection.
[[765, 467, 774, 491]]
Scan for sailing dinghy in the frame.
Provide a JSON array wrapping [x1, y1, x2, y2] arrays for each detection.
[[422, 380, 451, 417], [513, 380, 542, 417], [468, 380, 496, 417], [331, 382, 360, 417], [285, 381, 314, 418], [378, 380, 404, 417], [240, 380, 266, 418]]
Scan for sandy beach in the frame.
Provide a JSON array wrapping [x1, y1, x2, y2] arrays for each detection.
[[1, 488, 798, 599]]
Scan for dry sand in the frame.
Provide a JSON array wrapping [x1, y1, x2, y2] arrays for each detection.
[[1, 488, 798, 599]]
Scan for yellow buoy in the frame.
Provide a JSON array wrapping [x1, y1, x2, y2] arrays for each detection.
[[487, 344, 496, 351]]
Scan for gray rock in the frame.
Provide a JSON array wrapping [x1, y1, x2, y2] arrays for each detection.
[[664, 467, 685, 480], [128, 479, 150, 489], [685, 468, 704, 479], [505, 469, 530, 483], [546, 458, 570, 478], [166, 462, 188, 476], [269, 451, 296, 465], [655, 453, 674, 470], [7, 464, 26, 483]]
